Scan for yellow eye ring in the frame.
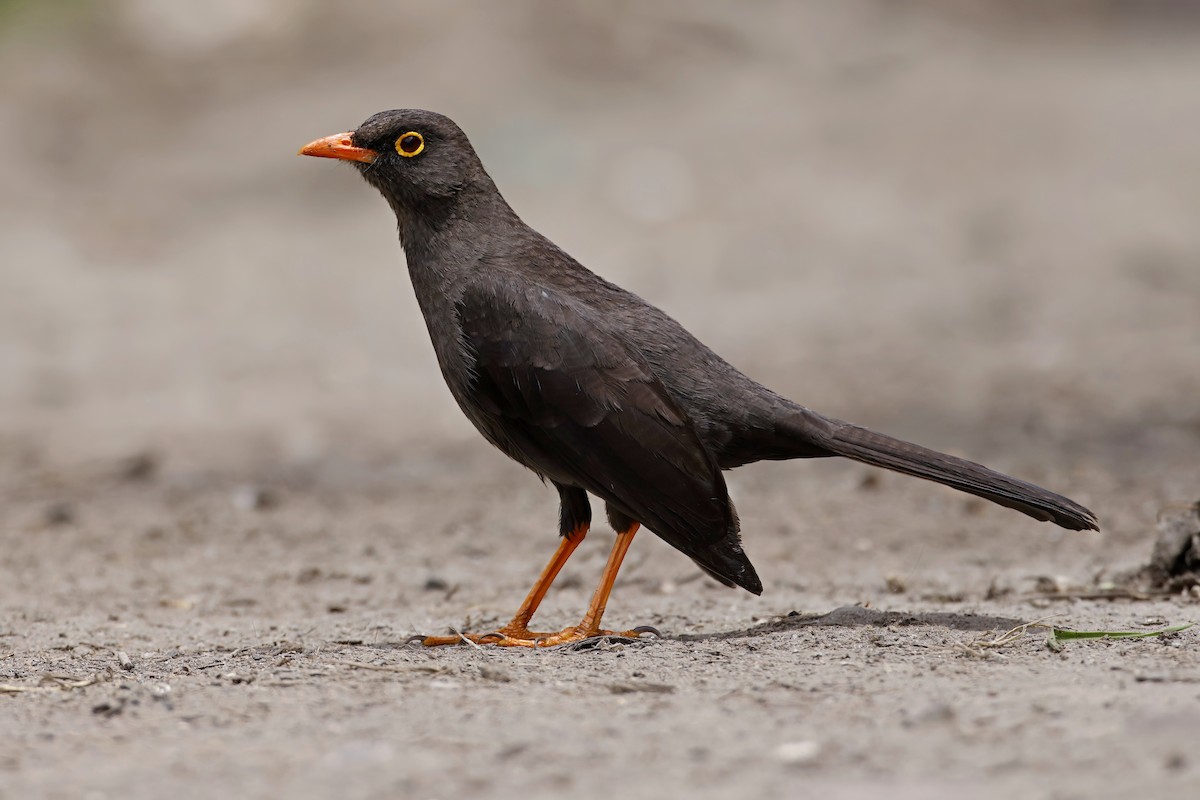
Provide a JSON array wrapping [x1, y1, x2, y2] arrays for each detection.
[[396, 131, 424, 157]]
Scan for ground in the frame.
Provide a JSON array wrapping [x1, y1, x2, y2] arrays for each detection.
[[1, 3, 1198, 799]]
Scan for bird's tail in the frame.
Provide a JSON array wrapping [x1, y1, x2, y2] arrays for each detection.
[[782, 413, 1098, 531]]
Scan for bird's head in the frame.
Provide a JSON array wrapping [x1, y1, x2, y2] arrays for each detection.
[[299, 109, 487, 212]]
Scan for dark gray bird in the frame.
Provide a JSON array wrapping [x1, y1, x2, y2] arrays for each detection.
[[300, 109, 1097, 647]]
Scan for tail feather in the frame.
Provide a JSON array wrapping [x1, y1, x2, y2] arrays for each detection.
[[787, 415, 1099, 531]]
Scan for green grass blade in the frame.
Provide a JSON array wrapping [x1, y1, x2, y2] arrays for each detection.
[[1052, 623, 1194, 641]]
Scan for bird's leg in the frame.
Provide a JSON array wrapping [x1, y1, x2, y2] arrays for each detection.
[[508, 523, 652, 648], [419, 523, 655, 648], [534, 522, 646, 645], [419, 526, 587, 646], [493, 525, 587, 638]]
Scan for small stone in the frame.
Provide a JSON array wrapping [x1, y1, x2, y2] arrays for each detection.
[[904, 702, 956, 727], [296, 567, 322, 584], [1148, 501, 1200, 588], [118, 452, 158, 481], [774, 740, 821, 766], [44, 501, 75, 526], [92, 700, 124, 718], [479, 667, 511, 683], [231, 486, 278, 512], [962, 498, 985, 515], [1032, 575, 1072, 594]]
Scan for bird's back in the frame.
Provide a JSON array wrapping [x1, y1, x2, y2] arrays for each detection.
[[492, 227, 805, 464]]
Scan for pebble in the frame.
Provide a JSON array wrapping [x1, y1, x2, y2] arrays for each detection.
[[44, 501, 76, 526], [774, 740, 821, 766], [231, 486, 278, 512]]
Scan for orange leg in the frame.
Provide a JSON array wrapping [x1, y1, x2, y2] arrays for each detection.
[[499, 527, 586, 635], [421, 523, 653, 648], [420, 526, 586, 646]]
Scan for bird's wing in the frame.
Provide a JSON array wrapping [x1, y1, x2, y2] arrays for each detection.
[[454, 282, 760, 593]]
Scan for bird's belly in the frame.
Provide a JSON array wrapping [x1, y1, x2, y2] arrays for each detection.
[[451, 393, 579, 486]]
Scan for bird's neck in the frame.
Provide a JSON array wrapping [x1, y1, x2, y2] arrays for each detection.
[[394, 181, 518, 307]]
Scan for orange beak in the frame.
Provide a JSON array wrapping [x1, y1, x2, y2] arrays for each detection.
[[297, 132, 378, 164]]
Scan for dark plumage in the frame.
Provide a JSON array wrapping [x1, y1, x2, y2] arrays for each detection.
[[300, 110, 1097, 646]]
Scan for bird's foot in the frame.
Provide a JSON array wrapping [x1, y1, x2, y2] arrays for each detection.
[[416, 623, 660, 648]]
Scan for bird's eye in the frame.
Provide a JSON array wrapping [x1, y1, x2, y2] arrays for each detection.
[[396, 132, 425, 157]]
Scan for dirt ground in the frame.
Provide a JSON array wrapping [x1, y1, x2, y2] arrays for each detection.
[[2, 3, 1199, 799]]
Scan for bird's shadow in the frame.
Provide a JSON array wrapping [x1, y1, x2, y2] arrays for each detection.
[[367, 606, 1025, 652], [675, 605, 1025, 643]]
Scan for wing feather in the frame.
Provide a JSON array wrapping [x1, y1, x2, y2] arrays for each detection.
[[453, 284, 760, 592]]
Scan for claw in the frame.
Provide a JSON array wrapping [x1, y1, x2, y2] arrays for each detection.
[[404, 634, 428, 646], [416, 622, 659, 649]]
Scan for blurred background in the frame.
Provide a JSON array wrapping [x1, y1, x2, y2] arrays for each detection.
[[4, 7, 1199, 796], [1, 0, 1197, 501]]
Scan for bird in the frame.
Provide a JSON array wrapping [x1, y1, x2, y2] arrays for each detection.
[[299, 109, 1098, 647]]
